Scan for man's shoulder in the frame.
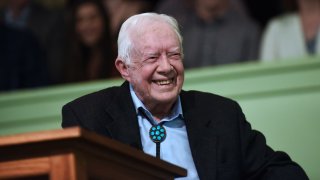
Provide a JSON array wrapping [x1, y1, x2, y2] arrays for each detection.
[[64, 85, 122, 108], [181, 90, 238, 107], [180, 90, 242, 123]]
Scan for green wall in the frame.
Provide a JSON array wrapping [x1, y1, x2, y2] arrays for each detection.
[[0, 58, 319, 179]]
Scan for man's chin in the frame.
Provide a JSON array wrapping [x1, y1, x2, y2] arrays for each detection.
[[153, 93, 179, 104]]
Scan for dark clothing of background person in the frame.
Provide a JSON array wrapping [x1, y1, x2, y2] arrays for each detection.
[[0, 1, 65, 84], [0, 23, 49, 91]]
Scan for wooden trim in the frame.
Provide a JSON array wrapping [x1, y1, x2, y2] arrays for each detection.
[[0, 157, 50, 179]]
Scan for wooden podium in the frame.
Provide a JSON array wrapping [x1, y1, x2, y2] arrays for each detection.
[[0, 127, 187, 179]]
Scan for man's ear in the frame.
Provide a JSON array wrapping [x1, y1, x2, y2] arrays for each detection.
[[115, 58, 131, 81]]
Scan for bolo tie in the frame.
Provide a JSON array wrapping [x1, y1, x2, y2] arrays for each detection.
[[139, 108, 166, 159]]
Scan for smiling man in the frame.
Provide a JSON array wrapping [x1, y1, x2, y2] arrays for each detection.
[[115, 15, 184, 121], [62, 13, 308, 180]]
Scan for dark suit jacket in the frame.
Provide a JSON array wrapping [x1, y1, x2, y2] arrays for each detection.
[[62, 81, 308, 180]]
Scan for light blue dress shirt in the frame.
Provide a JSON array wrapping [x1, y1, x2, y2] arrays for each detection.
[[129, 85, 199, 180]]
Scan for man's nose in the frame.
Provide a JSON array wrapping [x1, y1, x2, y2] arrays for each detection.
[[157, 55, 172, 72]]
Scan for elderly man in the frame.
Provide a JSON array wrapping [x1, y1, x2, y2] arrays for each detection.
[[62, 13, 308, 179]]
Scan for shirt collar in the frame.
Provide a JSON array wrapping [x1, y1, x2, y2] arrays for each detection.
[[129, 84, 183, 123]]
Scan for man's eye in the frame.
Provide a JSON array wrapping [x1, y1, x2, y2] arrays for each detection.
[[143, 57, 157, 64], [168, 53, 181, 59]]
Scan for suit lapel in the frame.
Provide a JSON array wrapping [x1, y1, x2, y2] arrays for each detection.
[[181, 91, 218, 179], [104, 82, 142, 150]]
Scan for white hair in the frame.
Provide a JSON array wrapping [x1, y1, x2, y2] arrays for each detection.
[[117, 13, 183, 65]]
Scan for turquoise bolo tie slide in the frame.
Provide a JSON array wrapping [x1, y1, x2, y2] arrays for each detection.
[[149, 124, 166, 159], [149, 124, 166, 143]]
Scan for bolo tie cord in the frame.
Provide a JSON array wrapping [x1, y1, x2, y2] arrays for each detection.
[[139, 108, 167, 159]]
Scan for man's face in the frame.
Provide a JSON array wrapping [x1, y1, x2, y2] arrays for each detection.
[[125, 22, 184, 107]]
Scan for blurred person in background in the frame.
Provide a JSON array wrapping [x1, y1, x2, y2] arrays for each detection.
[[260, 0, 320, 61], [63, 0, 118, 83], [0, 0, 65, 84], [0, 21, 49, 91], [156, 0, 261, 69], [103, 0, 158, 38]]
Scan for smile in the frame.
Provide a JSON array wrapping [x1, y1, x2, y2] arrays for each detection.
[[153, 79, 174, 85]]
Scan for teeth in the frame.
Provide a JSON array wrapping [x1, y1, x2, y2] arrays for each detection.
[[156, 79, 172, 85]]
